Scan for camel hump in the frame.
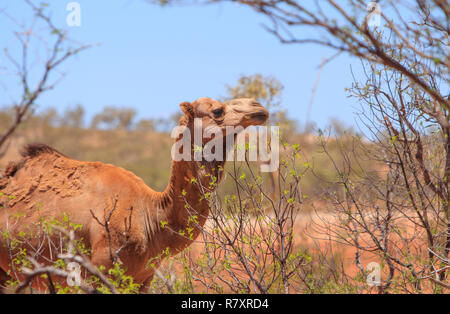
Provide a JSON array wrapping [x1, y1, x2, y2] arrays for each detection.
[[20, 143, 64, 159]]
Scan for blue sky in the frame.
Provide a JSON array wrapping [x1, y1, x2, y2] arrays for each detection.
[[0, 0, 364, 130]]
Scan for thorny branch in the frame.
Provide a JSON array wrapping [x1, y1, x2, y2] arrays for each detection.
[[0, 0, 93, 156]]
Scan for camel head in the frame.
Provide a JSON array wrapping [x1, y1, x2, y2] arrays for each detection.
[[178, 97, 269, 137], [175, 97, 269, 185]]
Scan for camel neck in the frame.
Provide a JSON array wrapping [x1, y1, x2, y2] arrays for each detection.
[[157, 159, 219, 252]]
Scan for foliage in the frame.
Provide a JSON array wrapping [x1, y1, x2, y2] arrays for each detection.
[[224, 74, 283, 110]]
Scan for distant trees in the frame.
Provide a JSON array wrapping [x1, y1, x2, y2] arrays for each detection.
[[90, 106, 137, 130], [225, 74, 283, 110], [135, 119, 157, 132], [61, 105, 85, 129], [0, 105, 182, 133]]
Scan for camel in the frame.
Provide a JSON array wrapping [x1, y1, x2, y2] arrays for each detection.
[[0, 97, 269, 292]]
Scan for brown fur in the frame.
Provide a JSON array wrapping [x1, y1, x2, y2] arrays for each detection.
[[0, 97, 269, 292], [20, 143, 64, 159]]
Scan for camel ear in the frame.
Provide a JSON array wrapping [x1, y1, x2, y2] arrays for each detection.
[[180, 102, 194, 118]]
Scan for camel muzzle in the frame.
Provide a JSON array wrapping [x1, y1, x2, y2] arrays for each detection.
[[245, 110, 269, 124]]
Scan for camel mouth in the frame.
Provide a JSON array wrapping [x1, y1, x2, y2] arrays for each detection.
[[245, 111, 269, 124]]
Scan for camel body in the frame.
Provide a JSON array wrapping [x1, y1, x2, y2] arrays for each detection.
[[0, 97, 269, 291], [0, 146, 190, 286]]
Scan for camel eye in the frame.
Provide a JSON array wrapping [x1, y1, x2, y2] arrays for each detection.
[[212, 108, 224, 118]]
